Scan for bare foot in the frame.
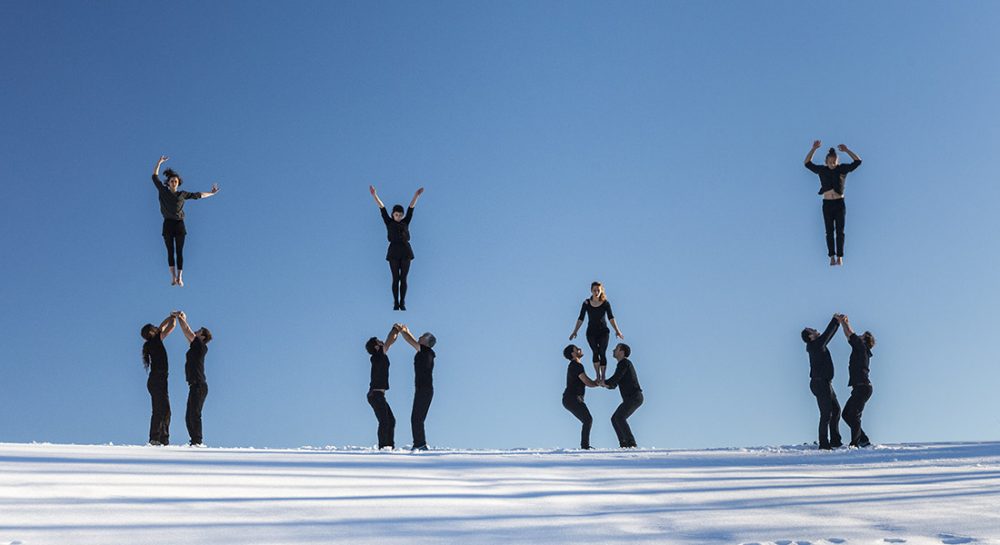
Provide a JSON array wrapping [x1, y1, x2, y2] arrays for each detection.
[[177, 274, 184, 287], [171, 277, 177, 286], [836, 256, 844, 266], [829, 256, 837, 266]]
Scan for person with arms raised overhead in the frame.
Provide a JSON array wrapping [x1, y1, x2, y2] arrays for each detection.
[[569, 282, 624, 383], [140, 313, 177, 446], [365, 325, 403, 450], [370, 185, 425, 310], [396, 323, 436, 451], [561, 345, 601, 450], [804, 141, 862, 266], [174, 311, 212, 447], [151, 156, 220, 286], [802, 314, 844, 450], [603, 343, 644, 448], [837, 314, 876, 448]]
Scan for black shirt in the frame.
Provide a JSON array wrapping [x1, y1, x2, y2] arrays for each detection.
[[414, 346, 435, 389], [185, 337, 208, 385], [847, 333, 872, 387], [370, 351, 390, 391], [144, 337, 169, 377], [605, 358, 642, 399], [805, 161, 862, 196], [563, 360, 586, 398], [578, 300, 614, 331], [153, 174, 201, 220], [806, 317, 840, 381], [381, 207, 415, 260]]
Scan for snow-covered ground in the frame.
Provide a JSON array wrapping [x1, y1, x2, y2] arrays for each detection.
[[1, 441, 998, 545]]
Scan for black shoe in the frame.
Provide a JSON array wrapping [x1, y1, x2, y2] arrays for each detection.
[[818, 444, 832, 451], [830, 440, 843, 448], [399, 303, 406, 311], [411, 444, 428, 451], [148, 440, 162, 446], [581, 445, 593, 450], [393, 303, 400, 311], [858, 438, 872, 448]]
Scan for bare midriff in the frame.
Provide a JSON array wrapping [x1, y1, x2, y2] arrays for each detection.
[[822, 190, 844, 200]]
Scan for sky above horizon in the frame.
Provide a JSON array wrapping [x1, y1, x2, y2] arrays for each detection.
[[2, 1, 1000, 449]]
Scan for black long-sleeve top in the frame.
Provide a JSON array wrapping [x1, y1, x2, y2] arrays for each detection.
[[143, 337, 169, 377], [369, 351, 390, 391], [605, 358, 642, 399], [414, 346, 435, 389], [152, 174, 201, 220], [563, 360, 587, 398], [578, 300, 614, 332], [380, 206, 415, 260], [806, 317, 840, 380], [847, 333, 872, 387], [805, 160, 862, 196], [184, 338, 208, 385]]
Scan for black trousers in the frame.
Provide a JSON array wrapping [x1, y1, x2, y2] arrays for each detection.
[[367, 390, 396, 449], [388, 258, 411, 305], [611, 392, 644, 448], [185, 382, 208, 445], [411, 387, 433, 449], [561, 393, 593, 449], [809, 379, 842, 448], [162, 219, 187, 269], [147, 375, 171, 445], [842, 383, 873, 447], [586, 328, 610, 370], [822, 199, 846, 257]]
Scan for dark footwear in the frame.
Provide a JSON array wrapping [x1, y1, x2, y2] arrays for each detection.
[[399, 303, 406, 311], [393, 303, 400, 311], [818, 444, 832, 451], [411, 444, 428, 452], [581, 445, 593, 450], [830, 440, 843, 448]]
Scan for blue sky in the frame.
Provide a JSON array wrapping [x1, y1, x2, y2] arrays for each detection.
[[1, 1, 999, 449]]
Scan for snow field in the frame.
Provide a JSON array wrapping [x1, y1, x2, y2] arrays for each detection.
[[1, 442, 999, 544]]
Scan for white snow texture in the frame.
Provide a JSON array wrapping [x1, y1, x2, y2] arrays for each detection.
[[2, 441, 999, 544]]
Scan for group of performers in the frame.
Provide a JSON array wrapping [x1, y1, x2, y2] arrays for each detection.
[[139, 141, 874, 450]]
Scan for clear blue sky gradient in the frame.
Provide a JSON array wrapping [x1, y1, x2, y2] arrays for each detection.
[[2, 1, 999, 449]]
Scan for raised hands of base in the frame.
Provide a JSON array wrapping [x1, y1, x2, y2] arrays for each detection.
[[812, 140, 822, 149]]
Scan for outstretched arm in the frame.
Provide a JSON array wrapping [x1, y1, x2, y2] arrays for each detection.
[[152, 156, 168, 186], [805, 140, 821, 165], [817, 315, 840, 347], [159, 314, 177, 340], [196, 183, 220, 199], [838, 315, 856, 339], [383, 325, 401, 351], [154, 155, 168, 177], [578, 372, 600, 388], [176, 312, 196, 343], [397, 325, 421, 351], [838, 144, 861, 163], [370, 185, 386, 208], [408, 187, 424, 209]]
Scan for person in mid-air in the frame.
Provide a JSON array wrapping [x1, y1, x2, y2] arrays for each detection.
[[151, 156, 220, 286], [369, 185, 425, 310], [804, 141, 862, 266]]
